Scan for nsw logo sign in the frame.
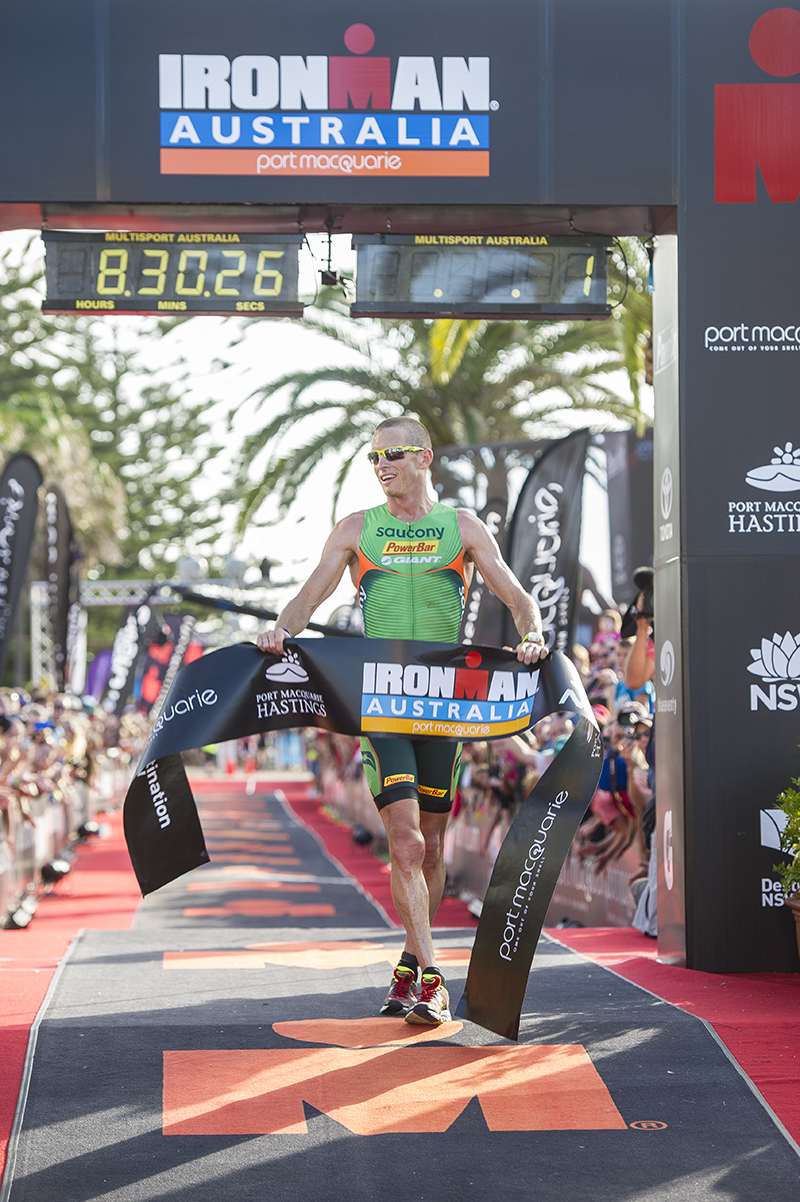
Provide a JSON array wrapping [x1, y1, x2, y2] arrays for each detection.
[[748, 631, 800, 710]]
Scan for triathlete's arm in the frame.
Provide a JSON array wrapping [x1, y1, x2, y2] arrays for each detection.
[[624, 613, 655, 690], [457, 510, 547, 664], [256, 512, 363, 655]]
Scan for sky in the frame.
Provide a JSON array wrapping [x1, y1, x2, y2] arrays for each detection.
[[4, 229, 651, 624]]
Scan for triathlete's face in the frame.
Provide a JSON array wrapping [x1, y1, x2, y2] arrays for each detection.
[[370, 432, 432, 497]]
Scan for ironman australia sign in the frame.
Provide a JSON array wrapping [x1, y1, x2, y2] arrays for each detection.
[[159, 22, 493, 178]]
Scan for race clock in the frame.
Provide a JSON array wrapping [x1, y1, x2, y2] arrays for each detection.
[[351, 234, 610, 319], [42, 232, 303, 316]]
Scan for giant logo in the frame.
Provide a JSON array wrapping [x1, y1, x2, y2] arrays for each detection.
[[716, 8, 800, 203], [159, 24, 493, 179]]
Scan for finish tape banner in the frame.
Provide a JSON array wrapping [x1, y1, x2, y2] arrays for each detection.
[[123, 637, 602, 1038]]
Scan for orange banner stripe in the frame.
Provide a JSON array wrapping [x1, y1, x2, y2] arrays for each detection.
[[161, 148, 490, 178]]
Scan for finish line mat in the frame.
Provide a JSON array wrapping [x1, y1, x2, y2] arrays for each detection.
[[133, 790, 388, 931], [6, 929, 797, 1201]]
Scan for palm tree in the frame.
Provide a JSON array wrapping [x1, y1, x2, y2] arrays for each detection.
[[0, 396, 126, 567], [0, 242, 126, 566], [232, 238, 652, 528]]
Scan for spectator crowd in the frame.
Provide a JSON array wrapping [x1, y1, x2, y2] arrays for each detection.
[[0, 690, 139, 928]]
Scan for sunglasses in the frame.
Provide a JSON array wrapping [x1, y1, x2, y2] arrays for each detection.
[[367, 445, 426, 465]]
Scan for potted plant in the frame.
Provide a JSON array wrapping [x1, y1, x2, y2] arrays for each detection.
[[775, 777, 800, 958]]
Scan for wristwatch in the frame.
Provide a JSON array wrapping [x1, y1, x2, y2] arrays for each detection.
[[521, 631, 545, 645]]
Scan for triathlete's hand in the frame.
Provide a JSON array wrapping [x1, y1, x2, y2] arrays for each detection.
[[514, 638, 549, 665], [256, 626, 290, 655]]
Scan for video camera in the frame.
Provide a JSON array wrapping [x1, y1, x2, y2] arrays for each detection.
[[620, 565, 654, 638]]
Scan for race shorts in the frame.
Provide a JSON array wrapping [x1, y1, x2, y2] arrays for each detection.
[[359, 736, 463, 814]]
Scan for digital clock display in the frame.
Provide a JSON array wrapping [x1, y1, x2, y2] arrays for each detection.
[[42, 232, 303, 316], [351, 234, 610, 319]]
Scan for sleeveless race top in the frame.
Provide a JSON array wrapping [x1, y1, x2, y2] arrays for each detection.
[[356, 502, 468, 642]]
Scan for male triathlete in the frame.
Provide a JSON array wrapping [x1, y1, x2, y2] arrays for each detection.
[[257, 417, 547, 1026]]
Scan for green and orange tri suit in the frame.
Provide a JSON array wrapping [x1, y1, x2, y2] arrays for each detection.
[[355, 502, 470, 812]]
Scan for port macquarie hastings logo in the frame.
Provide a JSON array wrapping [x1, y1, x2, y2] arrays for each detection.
[[158, 23, 494, 178], [361, 650, 539, 738], [257, 649, 327, 719], [728, 442, 800, 536]]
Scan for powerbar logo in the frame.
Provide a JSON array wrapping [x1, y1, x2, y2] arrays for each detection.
[[500, 790, 569, 962], [361, 651, 538, 738], [159, 24, 492, 178], [381, 539, 441, 566], [145, 760, 171, 830], [383, 540, 439, 553], [704, 324, 800, 352]]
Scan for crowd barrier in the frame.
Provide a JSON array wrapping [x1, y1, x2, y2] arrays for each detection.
[[316, 736, 636, 926], [0, 751, 131, 929]]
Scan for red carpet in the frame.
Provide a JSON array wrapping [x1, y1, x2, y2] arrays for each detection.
[[0, 809, 141, 1181], [548, 925, 800, 1143]]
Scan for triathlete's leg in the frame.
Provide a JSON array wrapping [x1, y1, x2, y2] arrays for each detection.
[[419, 810, 449, 922], [360, 736, 430, 965], [414, 740, 462, 922], [379, 796, 436, 971]]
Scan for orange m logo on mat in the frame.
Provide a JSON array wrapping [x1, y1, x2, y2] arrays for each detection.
[[163, 941, 471, 971], [163, 1018, 626, 1135]]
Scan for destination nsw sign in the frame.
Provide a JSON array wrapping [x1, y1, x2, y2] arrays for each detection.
[[42, 232, 302, 316], [351, 234, 610, 318]]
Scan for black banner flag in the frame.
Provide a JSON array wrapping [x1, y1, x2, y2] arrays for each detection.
[[123, 636, 601, 1038], [504, 430, 589, 653], [44, 484, 80, 691], [605, 429, 654, 604], [0, 453, 42, 678], [460, 496, 509, 646], [102, 597, 160, 716]]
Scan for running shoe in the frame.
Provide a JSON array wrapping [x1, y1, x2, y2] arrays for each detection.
[[379, 964, 419, 1016], [405, 970, 451, 1026]]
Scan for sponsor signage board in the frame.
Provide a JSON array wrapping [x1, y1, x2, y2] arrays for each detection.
[[1, 0, 675, 206]]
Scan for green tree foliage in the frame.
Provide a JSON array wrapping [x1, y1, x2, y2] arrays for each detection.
[[0, 249, 125, 564], [53, 326, 229, 578], [232, 238, 652, 527], [0, 241, 228, 577]]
